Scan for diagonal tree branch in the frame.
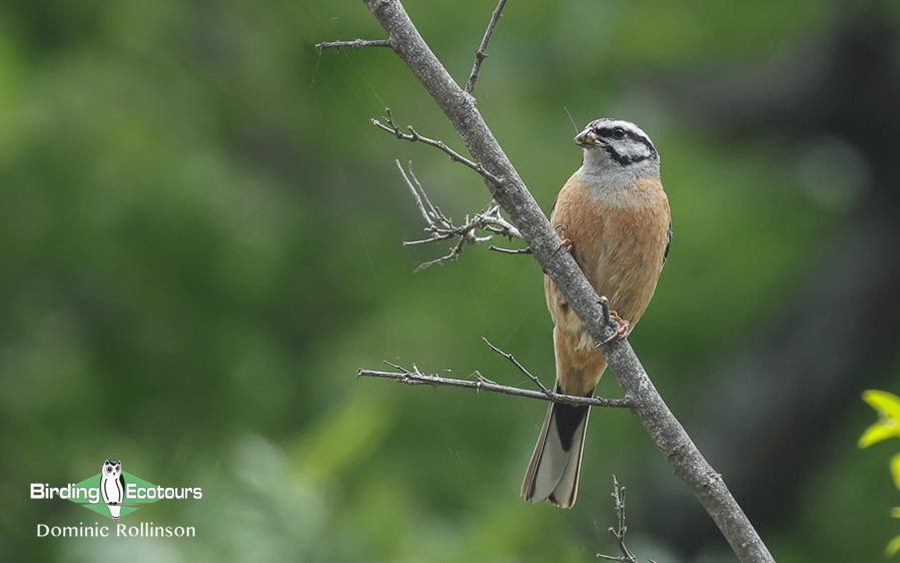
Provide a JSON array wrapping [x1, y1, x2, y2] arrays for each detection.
[[465, 0, 509, 95], [328, 2, 775, 561]]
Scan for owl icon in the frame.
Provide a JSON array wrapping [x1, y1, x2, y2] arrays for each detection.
[[100, 459, 126, 521]]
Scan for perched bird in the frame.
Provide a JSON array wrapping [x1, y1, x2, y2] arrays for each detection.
[[522, 118, 672, 508]]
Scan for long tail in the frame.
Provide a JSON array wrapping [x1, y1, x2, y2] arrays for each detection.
[[520, 382, 590, 508]]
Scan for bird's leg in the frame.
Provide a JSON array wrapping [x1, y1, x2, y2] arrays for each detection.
[[554, 224, 574, 256], [600, 310, 631, 345]]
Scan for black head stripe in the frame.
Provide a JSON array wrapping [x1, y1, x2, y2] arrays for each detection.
[[603, 144, 633, 166], [591, 123, 657, 166], [594, 126, 654, 151], [631, 133, 656, 158]]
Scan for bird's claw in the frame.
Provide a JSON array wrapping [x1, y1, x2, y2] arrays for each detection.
[[600, 310, 630, 345], [554, 237, 574, 257], [553, 225, 574, 256]]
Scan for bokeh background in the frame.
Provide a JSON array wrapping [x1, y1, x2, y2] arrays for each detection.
[[1, 0, 899, 561]]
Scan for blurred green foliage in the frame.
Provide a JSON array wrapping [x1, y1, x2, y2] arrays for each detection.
[[860, 390, 900, 557], [0, 1, 897, 562]]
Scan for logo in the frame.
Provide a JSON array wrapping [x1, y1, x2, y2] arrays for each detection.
[[30, 459, 202, 538]]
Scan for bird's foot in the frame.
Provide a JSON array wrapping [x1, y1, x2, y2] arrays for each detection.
[[555, 237, 574, 256], [600, 310, 630, 345], [553, 225, 574, 256]]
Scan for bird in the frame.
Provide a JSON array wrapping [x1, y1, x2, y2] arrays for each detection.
[[521, 118, 672, 508]]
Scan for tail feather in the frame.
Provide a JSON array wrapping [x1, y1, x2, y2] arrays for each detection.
[[521, 384, 591, 508]]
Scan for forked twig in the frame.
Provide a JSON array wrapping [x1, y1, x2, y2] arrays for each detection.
[[482, 336, 552, 396], [597, 476, 659, 563], [393, 158, 527, 271]]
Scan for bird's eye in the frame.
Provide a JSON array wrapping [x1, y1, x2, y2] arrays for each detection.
[[613, 127, 625, 139]]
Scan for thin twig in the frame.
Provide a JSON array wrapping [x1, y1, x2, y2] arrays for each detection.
[[412, 237, 467, 272], [396, 159, 438, 226], [358, 365, 631, 409], [315, 39, 391, 53], [393, 158, 524, 271], [406, 164, 443, 224], [471, 370, 497, 386], [482, 336, 552, 396], [465, 0, 509, 95], [597, 476, 658, 563], [372, 109, 503, 185], [488, 245, 532, 255]]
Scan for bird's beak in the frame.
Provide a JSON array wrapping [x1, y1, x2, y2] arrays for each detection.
[[574, 128, 600, 148]]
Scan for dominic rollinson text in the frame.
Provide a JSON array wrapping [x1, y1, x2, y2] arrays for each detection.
[[37, 522, 196, 538]]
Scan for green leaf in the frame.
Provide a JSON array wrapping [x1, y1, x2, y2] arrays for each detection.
[[860, 422, 900, 448], [890, 507, 900, 519], [859, 391, 900, 447], [890, 454, 900, 490], [863, 390, 900, 420], [886, 535, 900, 557]]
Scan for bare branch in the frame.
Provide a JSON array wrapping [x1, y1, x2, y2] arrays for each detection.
[[341, 2, 774, 561], [488, 245, 532, 255], [372, 109, 503, 185], [465, 0, 509, 95], [405, 164, 443, 226], [357, 364, 631, 409], [393, 159, 525, 271], [315, 39, 391, 53], [410, 237, 466, 272], [482, 336, 552, 396], [395, 159, 443, 228], [597, 476, 658, 563]]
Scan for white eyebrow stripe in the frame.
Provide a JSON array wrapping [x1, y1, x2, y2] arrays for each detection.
[[592, 118, 653, 145], [611, 121, 651, 141]]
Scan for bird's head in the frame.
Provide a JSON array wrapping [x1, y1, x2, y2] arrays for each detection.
[[574, 118, 658, 172]]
